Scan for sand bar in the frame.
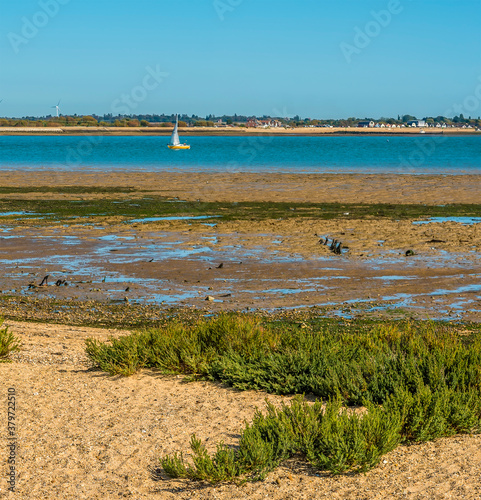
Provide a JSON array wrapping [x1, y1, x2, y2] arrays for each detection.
[[1, 171, 481, 205]]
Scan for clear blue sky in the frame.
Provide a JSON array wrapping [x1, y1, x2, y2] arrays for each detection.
[[1, 0, 480, 119]]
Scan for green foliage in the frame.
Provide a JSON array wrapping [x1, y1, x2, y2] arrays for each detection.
[[4, 195, 481, 226], [160, 389, 481, 483], [206, 321, 481, 406], [160, 397, 404, 482], [385, 386, 481, 442], [85, 332, 148, 376], [161, 435, 240, 483], [0, 319, 21, 361], [86, 314, 278, 378], [305, 400, 402, 474], [86, 316, 481, 405], [193, 120, 215, 127], [86, 315, 481, 482]]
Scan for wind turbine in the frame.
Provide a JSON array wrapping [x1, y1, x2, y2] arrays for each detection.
[[51, 99, 61, 118]]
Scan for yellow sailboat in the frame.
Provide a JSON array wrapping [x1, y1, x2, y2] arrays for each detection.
[[168, 115, 190, 150]]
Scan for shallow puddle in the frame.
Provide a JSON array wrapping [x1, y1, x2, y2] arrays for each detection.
[[129, 215, 221, 223], [413, 217, 481, 225], [1, 224, 481, 321]]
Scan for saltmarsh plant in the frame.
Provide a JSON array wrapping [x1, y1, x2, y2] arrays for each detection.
[[161, 390, 481, 483], [160, 397, 404, 482], [385, 385, 481, 441], [0, 319, 21, 362], [85, 314, 481, 404], [85, 314, 481, 481], [85, 313, 278, 377]]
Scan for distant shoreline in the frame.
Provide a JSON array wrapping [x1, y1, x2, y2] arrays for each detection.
[[0, 126, 479, 136]]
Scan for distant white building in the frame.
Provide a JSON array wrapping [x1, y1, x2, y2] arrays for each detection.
[[358, 120, 375, 128], [246, 118, 283, 128], [407, 120, 427, 127]]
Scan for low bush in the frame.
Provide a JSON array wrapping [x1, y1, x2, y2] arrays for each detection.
[[85, 314, 278, 378], [86, 314, 481, 482], [0, 319, 21, 362], [86, 315, 481, 405], [161, 390, 481, 483], [160, 397, 404, 482]]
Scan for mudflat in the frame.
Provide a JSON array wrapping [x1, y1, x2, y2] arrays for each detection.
[[1, 171, 480, 321], [1, 171, 481, 204]]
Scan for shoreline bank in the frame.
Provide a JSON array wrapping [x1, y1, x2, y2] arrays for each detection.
[[1, 125, 479, 136]]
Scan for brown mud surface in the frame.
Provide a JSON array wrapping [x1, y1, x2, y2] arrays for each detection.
[[1, 171, 481, 204], [1, 211, 481, 322]]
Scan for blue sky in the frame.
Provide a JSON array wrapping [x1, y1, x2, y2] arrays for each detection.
[[1, 0, 480, 119]]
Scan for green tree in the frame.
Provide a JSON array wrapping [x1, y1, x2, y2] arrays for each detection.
[[81, 115, 98, 126]]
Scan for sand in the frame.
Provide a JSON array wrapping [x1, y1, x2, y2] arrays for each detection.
[[2, 171, 481, 498], [2, 319, 481, 499]]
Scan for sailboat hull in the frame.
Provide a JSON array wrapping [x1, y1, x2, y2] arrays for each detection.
[[168, 144, 191, 150]]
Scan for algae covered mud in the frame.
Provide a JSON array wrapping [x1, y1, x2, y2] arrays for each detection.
[[1, 171, 481, 324]]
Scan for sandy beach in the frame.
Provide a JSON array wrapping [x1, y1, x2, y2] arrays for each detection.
[[2, 171, 481, 498], [2, 318, 481, 499]]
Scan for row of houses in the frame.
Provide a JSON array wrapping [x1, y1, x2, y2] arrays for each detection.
[[212, 119, 476, 129], [358, 120, 428, 128], [210, 118, 284, 128], [245, 118, 284, 128]]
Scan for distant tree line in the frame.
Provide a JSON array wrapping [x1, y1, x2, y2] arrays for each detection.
[[0, 113, 480, 128]]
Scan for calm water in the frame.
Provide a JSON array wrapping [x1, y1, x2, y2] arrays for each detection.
[[0, 135, 480, 174]]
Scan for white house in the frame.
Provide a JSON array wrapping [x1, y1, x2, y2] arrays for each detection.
[[407, 120, 427, 127], [358, 120, 375, 128]]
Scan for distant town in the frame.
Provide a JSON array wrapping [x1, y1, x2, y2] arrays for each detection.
[[0, 113, 480, 130]]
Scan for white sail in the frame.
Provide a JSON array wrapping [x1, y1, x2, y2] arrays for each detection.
[[170, 115, 180, 146]]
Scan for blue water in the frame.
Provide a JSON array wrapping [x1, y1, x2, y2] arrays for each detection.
[[0, 135, 480, 174]]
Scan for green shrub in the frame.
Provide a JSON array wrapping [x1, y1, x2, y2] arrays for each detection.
[[86, 315, 481, 406], [306, 400, 402, 474], [85, 313, 278, 377], [86, 314, 481, 481], [152, 317, 481, 483], [385, 386, 481, 442], [85, 332, 148, 376], [161, 435, 240, 483], [160, 397, 404, 482], [0, 320, 21, 362]]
